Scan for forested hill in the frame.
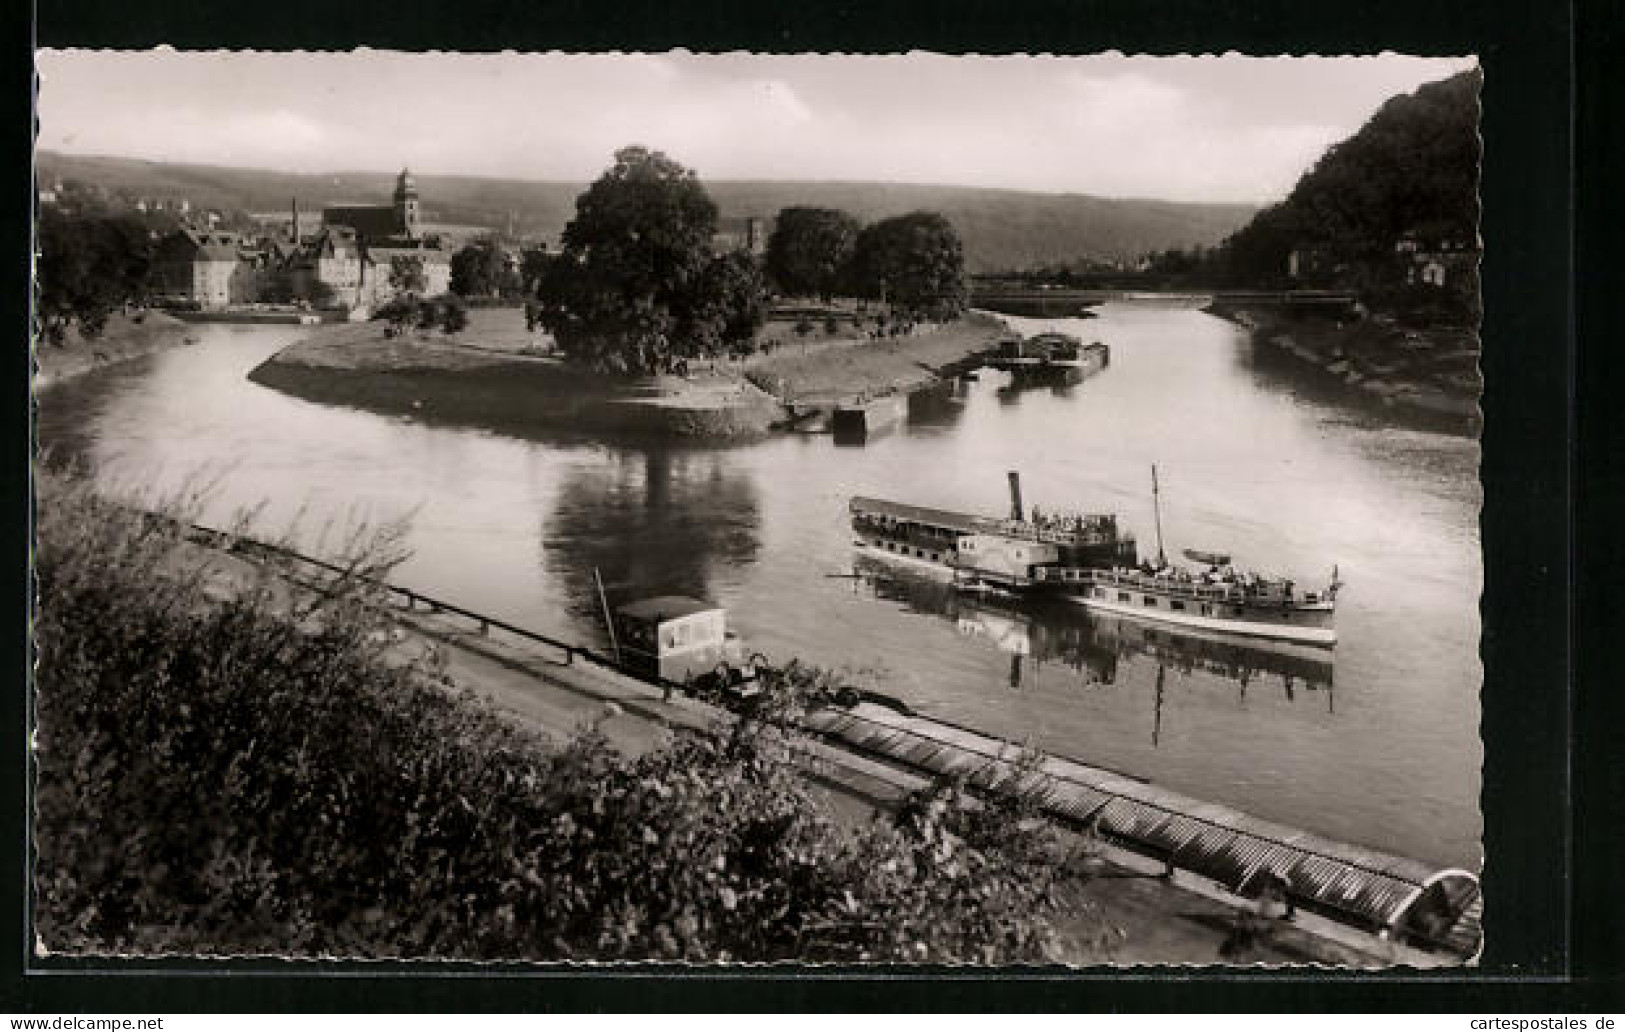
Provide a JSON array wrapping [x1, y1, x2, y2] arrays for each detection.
[[1220, 68, 1481, 285], [34, 151, 1254, 273]]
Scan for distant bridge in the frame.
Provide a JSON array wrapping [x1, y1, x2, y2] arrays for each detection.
[[968, 285, 1358, 316]]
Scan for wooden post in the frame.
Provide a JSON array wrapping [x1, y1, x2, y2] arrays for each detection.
[[594, 567, 621, 666]]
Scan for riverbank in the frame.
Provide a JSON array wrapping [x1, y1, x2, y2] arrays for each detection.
[[743, 311, 1012, 406], [1208, 301, 1481, 432], [33, 310, 197, 390], [248, 310, 783, 440], [44, 484, 1418, 966]]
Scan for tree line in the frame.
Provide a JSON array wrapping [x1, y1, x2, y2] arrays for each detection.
[[763, 206, 967, 319], [35, 145, 971, 375], [35, 207, 157, 345], [528, 146, 967, 376]]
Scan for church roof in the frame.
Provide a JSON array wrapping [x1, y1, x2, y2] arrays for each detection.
[[323, 204, 400, 240]]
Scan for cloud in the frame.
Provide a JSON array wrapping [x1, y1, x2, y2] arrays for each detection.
[[34, 51, 1475, 203], [1062, 71, 1188, 135]]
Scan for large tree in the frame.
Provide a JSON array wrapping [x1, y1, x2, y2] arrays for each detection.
[[450, 239, 509, 298], [764, 206, 860, 300], [518, 245, 552, 297], [844, 211, 968, 320], [387, 255, 427, 300], [535, 146, 763, 375], [36, 209, 154, 344], [676, 250, 769, 361]]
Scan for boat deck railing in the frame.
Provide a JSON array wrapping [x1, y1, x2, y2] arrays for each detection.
[[966, 516, 1122, 548], [1042, 566, 1331, 607]]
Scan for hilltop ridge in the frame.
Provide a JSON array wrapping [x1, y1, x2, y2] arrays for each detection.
[[35, 151, 1255, 273]]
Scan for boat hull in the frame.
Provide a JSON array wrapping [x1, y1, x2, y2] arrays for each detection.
[[855, 534, 1336, 646], [1061, 592, 1337, 646], [853, 540, 958, 580]]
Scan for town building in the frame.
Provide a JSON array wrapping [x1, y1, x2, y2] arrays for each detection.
[[714, 215, 768, 256], [285, 227, 367, 308], [1396, 233, 1479, 288], [360, 240, 453, 304], [1286, 246, 1344, 283], [247, 209, 324, 239], [146, 168, 457, 312], [319, 168, 451, 308], [151, 228, 261, 310]]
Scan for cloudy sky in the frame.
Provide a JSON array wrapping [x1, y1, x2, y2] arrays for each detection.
[[35, 50, 1475, 203]]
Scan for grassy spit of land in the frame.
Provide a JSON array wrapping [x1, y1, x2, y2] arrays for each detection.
[[249, 305, 1014, 439], [1209, 301, 1482, 432], [33, 310, 198, 390], [248, 307, 784, 439]]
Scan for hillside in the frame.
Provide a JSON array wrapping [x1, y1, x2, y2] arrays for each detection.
[[35, 152, 1254, 273], [1218, 68, 1481, 291]]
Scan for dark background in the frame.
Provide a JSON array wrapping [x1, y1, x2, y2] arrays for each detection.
[[9, 0, 1611, 1011]]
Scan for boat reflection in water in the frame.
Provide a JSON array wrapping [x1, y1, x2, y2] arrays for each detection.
[[848, 555, 1335, 740]]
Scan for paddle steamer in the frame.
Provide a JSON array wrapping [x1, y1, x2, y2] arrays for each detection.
[[849, 470, 1339, 646]]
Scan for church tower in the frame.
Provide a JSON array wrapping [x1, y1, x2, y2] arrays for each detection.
[[393, 167, 420, 240]]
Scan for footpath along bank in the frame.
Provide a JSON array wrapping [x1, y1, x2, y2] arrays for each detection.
[[169, 515, 1474, 967]]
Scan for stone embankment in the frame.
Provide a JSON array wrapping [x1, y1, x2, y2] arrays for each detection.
[[742, 311, 1011, 415], [1209, 301, 1481, 432], [33, 310, 198, 390]]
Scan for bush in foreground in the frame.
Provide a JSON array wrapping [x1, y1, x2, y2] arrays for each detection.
[[33, 472, 1101, 961]]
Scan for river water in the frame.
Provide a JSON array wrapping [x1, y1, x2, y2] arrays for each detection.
[[36, 301, 1483, 869]]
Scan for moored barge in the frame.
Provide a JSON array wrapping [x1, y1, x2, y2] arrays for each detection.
[[988, 333, 1110, 386]]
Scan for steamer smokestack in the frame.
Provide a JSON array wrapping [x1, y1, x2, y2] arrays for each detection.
[[1008, 470, 1024, 522]]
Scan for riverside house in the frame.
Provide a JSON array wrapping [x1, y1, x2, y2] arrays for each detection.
[[151, 228, 261, 310], [1396, 233, 1479, 288], [286, 227, 367, 308]]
